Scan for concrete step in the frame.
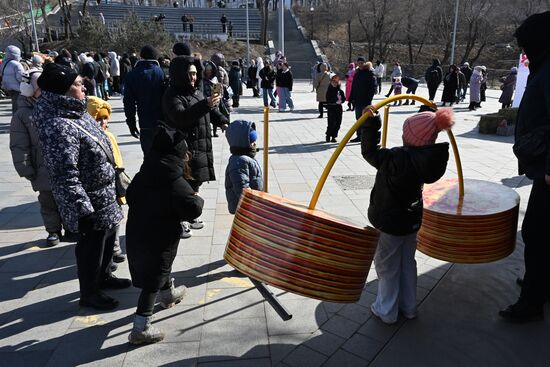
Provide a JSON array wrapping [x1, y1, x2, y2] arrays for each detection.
[[268, 10, 317, 79]]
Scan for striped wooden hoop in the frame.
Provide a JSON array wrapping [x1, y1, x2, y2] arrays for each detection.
[[225, 189, 380, 303]]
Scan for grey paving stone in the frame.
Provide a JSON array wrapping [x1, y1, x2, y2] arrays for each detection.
[[302, 330, 346, 357], [202, 287, 265, 321], [321, 301, 345, 317], [152, 304, 204, 343], [320, 315, 361, 339], [199, 317, 269, 362], [357, 317, 402, 344], [282, 345, 327, 367], [198, 358, 271, 367], [341, 333, 385, 362], [0, 350, 53, 367], [321, 349, 369, 367], [44, 322, 129, 367], [266, 298, 327, 336], [268, 333, 311, 365], [336, 303, 373, 324], [0, 311, 74, 352], [124, 341, 199, 366]]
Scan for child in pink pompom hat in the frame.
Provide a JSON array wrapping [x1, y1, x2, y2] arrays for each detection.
[[360, 107, 454, 324]]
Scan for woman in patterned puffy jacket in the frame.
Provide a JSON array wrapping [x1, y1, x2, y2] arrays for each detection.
[[33, 63, 131, 311]]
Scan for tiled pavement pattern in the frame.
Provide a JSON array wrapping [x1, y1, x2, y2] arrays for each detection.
[[0, 82, 549, 367]]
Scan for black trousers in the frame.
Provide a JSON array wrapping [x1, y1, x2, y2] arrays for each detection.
[[76, 226, 116, 297], [427, 83, 439, 100], [520, 177, 550, 305], [376, 77, 382, 94], [318, 102, 326, 117], [326, 106, 342, 138], [136, 279, 171, 316]]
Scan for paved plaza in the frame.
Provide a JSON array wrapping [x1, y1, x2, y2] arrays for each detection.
[[0, 82, 548, 366]]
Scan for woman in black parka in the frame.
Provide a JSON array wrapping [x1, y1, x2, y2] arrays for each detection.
[[126, 124, 204, 345], [162, 56, 224, 191]]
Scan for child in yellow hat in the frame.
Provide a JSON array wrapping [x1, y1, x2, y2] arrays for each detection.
[[87, 96, 127, 265]]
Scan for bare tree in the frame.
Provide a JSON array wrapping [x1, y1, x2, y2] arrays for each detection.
[[427, 0, 455, 64], [508, 0, 549, 28], [58, 0, 74, 40], [404, 0, 434, 64], [457, 0, 495, 64], [38, 0, 53, 42], [257, 0, 269, 45], [0, 0, 34, 52], [355, 0, 399, 61]]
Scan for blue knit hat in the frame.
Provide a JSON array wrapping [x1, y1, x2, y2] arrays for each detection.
[[249, 129, 258, 143]]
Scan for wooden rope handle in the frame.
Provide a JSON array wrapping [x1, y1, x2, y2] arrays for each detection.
[[308, 94, 464, 210]]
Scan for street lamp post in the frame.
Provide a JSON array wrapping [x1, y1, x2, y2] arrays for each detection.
[[278, 0, 285, 55], [246, 0, 250, 67], [450, 0, 459, 65], [28, 0, 40, 52], [310, 7, 314, 40]]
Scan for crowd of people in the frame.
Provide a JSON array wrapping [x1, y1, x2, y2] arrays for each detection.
[[3, 40, 265, 343], [1, 11, 548, 351]]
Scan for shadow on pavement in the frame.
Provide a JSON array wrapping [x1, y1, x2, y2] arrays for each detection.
[[457, 127, 515, 143]]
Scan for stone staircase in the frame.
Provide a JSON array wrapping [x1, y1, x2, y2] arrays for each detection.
[[268, 10, 318, 79], [49, 3, 262, 40]]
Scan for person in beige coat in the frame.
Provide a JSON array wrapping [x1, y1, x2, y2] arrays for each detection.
[[9, 70, 65, 246], [314, 63, 331, 118]]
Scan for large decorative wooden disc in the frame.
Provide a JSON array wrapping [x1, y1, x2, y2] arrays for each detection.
[[224, 188, 380, 303], [418, 178, 520, 264]]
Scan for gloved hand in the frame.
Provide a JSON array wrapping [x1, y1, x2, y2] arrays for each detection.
[[78, 213, 97, 235], [127, 120, 140, 139]]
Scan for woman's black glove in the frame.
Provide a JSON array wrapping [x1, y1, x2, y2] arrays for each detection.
[[78, 213, 97, 235]]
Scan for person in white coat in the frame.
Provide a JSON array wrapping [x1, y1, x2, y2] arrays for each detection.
[[1, 45, 25, 112], [108, 51, 121, 95], [255, 56, 264, 96]]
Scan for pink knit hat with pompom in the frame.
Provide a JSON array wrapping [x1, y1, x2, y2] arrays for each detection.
[[402, 108, 454, 147]]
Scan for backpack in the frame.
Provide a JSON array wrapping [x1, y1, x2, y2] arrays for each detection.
[[0, 59, 13, 88], [20, 70, 40, 97], [427, 68, 440, 84]]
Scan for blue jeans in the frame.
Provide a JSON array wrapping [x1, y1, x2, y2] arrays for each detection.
[[262, 88, 276, 107], [277, 87, 294, 111], [372, 231, 418, 323]]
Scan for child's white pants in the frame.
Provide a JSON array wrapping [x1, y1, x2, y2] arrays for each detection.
[[371, 231, 418, 323]]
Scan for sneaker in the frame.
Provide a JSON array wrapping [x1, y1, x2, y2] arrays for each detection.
[[370, 304, 397, 324], [110, 262, 118, 272], [289, 107, 294, 111], [99, 275, 132, 290], [499, 299, 544, 322], [270, 101, 277, 108], [46, 232, 60, 247], [331, 137, 337, 143], [189, 218, 204, 230], [113, 253, 126, 263], [180, 222, 193, 239], [79, 292, 119, 310]]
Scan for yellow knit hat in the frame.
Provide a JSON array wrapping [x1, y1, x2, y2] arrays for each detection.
[[87, 96, 112, 121]]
